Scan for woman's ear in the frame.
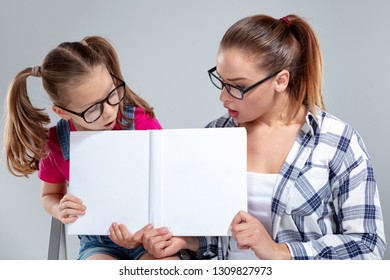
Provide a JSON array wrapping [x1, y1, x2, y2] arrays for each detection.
[[274, 70, 290, 92], [52, 105, 71, 120]]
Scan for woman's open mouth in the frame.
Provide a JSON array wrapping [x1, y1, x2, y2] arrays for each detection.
[[227, 108, 239, 118]]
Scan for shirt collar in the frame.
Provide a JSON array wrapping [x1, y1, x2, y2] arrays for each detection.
[[304, 106, 322, 136]]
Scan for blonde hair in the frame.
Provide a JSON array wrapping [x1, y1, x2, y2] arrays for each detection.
[[220, 14, 324, 120], [4, 36, 155, 176]]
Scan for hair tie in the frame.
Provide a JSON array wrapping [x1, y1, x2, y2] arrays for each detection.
[[280, 16, 292, 27], [31, 66, 41, 77], [80, 40, 88, 46]]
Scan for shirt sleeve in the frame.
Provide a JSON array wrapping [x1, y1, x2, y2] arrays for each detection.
[[287, 131, 386, 260], [195, 236, 219, 259], [37, 127, 67, 184], [134, 107, 162, 130]]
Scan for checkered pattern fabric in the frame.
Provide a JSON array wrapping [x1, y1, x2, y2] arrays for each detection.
[[197, 107, 386, 259]]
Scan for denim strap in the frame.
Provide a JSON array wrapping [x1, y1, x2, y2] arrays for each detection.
[[57, 118, 71, 161], [121, 105, 135, 130]]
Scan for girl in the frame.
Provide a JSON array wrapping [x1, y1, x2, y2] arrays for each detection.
[[4, 36, 170, 260], [139, 14, 386, 260]]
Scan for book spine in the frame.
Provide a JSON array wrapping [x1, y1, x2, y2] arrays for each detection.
[[148, 130, 161, 227]]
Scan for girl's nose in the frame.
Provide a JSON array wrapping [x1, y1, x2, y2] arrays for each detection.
[[102, 101, 116, 118]]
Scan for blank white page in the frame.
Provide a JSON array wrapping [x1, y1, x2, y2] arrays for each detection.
[[159, 127, 247, 236], [67, 130, 150, 235], [67, 128, 247, 236]]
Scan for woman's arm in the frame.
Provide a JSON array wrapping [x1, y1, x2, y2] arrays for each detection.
[[286, 131, 386, 260], [231, 211, 291, 259], [287, 157, 386, 259]]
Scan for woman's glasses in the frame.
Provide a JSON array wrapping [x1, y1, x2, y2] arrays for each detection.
[[208, 66, 281, 100]]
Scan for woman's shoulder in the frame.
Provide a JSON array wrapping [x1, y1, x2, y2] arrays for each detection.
[[315, 109, 357, 137], [205, 114, 238, 128], [313, 109, 370, 157]]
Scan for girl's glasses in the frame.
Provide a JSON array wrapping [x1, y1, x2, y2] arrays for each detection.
[[56, 73, 125, 124]]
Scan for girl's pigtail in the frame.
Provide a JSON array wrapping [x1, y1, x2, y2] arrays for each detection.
[[4, 68, 50, 176]]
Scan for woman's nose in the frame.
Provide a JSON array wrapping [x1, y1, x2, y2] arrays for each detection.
[[219, 87, 232, 102]]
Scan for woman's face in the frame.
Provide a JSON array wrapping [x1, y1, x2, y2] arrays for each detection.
[[215, 48, 281, 125], [57, 66, 121, 131]]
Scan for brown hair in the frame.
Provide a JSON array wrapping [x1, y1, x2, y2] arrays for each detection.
[[220, 14, 325, 120], [4, 36, 155, 177]]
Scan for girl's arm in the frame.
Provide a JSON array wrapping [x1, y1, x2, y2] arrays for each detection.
[[40, 181, 86, 224]]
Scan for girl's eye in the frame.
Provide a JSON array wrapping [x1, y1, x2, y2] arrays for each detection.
[[86, 104, 100, 114]]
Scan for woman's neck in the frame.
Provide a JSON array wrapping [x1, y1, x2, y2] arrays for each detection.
[[242, 103, 307, 131]]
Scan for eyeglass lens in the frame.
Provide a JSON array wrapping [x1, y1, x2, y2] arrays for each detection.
[[209, 72, 243, 99], [84, 85, 125, 123]]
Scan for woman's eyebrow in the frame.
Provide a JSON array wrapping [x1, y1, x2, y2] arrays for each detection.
[[216, 70, 248, 83], [227, 77, 249, 82]]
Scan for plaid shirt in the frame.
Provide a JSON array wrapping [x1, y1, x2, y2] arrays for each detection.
[[197, 108, 386, 259]]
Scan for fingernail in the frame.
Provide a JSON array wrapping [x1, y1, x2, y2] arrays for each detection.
[[146, 224, 153, 229]]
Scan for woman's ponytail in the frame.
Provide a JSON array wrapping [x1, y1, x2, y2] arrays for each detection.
[[286, 15, 325, 113]]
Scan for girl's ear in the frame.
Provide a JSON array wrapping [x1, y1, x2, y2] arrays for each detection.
[[274, 70, 290, 92], [52, 105, 71, 120]]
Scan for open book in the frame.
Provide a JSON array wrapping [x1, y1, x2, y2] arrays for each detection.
[[67, 127, 247, 236]]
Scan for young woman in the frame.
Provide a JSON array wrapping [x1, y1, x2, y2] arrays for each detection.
[[139, 14, 386, 260]]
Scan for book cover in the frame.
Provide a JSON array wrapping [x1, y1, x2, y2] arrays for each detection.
[[67, 127, 247, 236]]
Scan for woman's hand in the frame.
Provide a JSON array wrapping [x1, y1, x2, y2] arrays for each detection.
[[141, 226, 175, 258], [109, 223, 153, 249], [58, 194, 86, 224], [141, 226, 199, 259], [231, 211, 291, 260]]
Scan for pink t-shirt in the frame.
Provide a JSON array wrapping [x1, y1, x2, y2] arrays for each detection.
[[38, 107, 162, 184]]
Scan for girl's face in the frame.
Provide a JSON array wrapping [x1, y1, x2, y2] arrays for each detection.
[[55, 66, 121, 131], [215, 48, 283, 125]]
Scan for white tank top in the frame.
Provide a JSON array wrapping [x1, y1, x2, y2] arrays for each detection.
[[228, 172, 277, 260]]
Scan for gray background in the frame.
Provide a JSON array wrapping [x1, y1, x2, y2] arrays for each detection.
[[1, 0, 389, 260]]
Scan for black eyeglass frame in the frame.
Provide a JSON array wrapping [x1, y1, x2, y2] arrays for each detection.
[[56, 73, 126, 124], [207, 66, 282, 100]]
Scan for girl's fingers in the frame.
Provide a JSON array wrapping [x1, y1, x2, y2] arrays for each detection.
[[61, 215, 78, 224]]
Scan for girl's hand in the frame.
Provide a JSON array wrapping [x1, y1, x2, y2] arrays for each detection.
[[58, 194, 86, 224], [231, 210, 291, 260], [109, 223, 153, 249]]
